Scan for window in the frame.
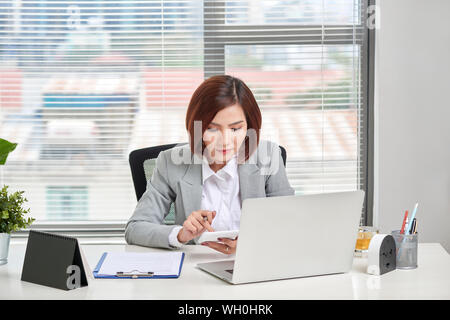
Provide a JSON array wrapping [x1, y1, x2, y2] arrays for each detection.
[[46, 186, 88, 220], [0, 0, 374, 234]]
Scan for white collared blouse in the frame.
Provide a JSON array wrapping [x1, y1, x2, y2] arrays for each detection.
[[168, 154, 241, 247]]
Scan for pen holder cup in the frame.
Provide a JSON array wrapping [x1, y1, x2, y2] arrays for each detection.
[[391, 230, 418, 270]]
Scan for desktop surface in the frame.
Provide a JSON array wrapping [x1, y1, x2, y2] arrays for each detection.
[[0, 239, 449, 299]]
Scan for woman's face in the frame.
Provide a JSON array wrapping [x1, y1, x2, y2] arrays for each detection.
[[203, 104, 248, 164]]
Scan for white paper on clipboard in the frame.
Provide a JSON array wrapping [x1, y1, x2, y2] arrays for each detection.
[[97, 252, 183, 277]]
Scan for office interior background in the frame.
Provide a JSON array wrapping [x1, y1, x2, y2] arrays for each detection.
[[0, 0, 448, 253]]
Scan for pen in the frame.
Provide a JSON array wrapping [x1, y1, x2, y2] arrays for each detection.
[[400, 210, 409, 234], [413, 219, 418, 234], [409, 218, 416, 234], [203, 210, 216, 222]]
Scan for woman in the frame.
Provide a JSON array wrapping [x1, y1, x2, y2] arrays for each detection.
[[125, 75, 295, 254]]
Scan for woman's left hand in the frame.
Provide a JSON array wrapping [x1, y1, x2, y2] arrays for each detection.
[[202, 237, 238, 255]]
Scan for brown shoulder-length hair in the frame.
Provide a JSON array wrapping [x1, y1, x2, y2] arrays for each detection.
[[185, 75, 262, 163]]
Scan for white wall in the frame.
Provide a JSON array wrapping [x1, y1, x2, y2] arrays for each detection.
[[374, 0, 450, 253]]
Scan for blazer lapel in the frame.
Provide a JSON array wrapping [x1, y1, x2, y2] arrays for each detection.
[[179, 153, 266, 217], [238, 163, 265, 207], [179, 154, 203, 219]]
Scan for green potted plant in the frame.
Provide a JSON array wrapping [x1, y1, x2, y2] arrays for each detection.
[[0, 138, 35, 265]]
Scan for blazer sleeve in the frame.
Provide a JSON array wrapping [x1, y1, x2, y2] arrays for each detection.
[[265, 144, 296, 197], [125, 150, 179, 249]]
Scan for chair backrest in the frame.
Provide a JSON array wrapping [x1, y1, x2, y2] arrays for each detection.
[[129, 142, 185, 203], [129, 142, 287, 202]]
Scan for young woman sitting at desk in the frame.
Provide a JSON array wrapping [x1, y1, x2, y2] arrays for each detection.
[[125, 75, 295, 254]]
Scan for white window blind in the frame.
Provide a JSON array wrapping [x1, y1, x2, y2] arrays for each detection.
[[0, 0, 372, 229]]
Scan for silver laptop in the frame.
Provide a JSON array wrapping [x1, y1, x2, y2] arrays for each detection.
[[197, 190, 365, 284]]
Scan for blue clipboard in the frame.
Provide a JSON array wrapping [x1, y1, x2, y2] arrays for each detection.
[[93, 252, 185, 279]]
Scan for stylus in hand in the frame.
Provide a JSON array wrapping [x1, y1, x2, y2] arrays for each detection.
[[177, 210, 216, 243]]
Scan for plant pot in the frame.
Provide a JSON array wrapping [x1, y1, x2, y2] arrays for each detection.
[[0, 233, 11, 265]]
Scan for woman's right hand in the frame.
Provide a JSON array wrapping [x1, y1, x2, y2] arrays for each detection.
[[177, 210, 216, 243]]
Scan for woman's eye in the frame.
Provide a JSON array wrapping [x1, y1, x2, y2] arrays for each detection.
[[206, 127, 241, 132]]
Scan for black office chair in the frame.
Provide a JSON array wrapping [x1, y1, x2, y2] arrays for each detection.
[[129, 142, 287, 224]]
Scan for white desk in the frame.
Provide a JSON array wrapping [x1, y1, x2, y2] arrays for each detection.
[[1, 239, 449, 299]]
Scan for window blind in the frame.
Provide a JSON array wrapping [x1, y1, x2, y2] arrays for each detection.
[[0, 0, 372, 229]]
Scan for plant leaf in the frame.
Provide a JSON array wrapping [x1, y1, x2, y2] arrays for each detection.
[[1, 210, 9, 219], [0, 186, 33, 233], [0, 138, 18, 165]]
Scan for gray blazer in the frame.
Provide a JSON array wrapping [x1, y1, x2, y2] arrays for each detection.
[[125, 139, 295, 249]]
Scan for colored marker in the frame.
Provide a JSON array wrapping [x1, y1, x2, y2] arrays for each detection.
[[400, 210, 409, 234]]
